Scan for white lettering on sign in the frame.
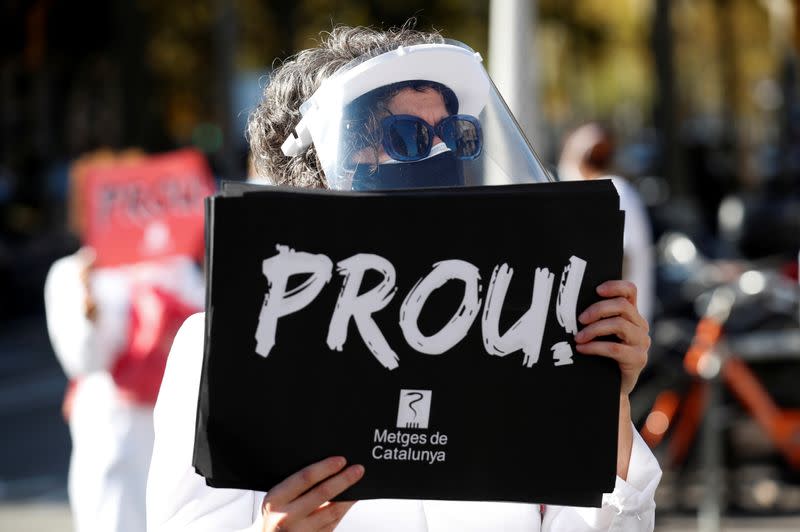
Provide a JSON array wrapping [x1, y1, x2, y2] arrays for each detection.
[[254, 245, 333, 357], [556, 256, 586, 335], [371, 445, 446, 464], [399, 260, 482, 355], [482, 264, 554, 368], [551, 341, 575, 366], [327, 254, 399, 370], [371, 429, 449, 465], [374, 429, 428, 446], [253, 245, 588, 369]]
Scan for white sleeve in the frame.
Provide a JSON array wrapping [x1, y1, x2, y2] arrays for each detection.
[[44, 254, 120, 377], [612, 177, 655, 323], [542, 427, 661, 532], [146, 313, 266, 532]]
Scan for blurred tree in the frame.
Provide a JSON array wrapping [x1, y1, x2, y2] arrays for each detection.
[[136, 0, 490, 179], [537, 0, 653, 151], [652, 0, 680, 195], [0, 0, 791, 240]]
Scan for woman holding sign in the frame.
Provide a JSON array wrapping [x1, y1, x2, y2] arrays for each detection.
[[147, 23, 660, 532]]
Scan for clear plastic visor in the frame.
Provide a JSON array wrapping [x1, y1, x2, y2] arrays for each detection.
[[297, 43, 553, 190]]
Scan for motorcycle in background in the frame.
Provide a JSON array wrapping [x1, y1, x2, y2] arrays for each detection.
[[631, 230, 800, 515]]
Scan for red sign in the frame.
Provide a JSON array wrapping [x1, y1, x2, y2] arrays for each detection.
[[84, 149, 215, 267]]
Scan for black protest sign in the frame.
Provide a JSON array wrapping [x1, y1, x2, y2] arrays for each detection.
[[194, 180, 625, 507]]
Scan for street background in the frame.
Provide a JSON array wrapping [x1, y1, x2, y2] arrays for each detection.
[[2, 1, 800, 530]]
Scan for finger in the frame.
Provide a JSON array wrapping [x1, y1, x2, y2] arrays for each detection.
[[84, 298, 97, 322], [265, 457, 348, 506], [287, 465, 364, 519], [578, 297, 647, 330], [597, 280, 637, 307], [85, 249, 97, 268], [261, 501, 290, 532], [78, 247, 97, 269], [79, 265, 91, 286], [575, 341, 648, 370], [574, 317, 643, 346], [305, 501, 356, 531]]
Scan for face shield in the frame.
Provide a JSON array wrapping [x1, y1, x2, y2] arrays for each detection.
[[281, 40, 553, 191]]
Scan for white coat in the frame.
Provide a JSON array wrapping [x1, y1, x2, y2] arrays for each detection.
[[44, 251, 204, 532], [610, 176, 655, 324]]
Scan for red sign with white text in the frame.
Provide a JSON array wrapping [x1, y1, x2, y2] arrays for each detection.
[[84, 149, 215, 267]]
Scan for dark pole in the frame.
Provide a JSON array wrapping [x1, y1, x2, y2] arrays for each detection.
[[715, 0, 742, 190], [651, 0, 682, 195], [214, 0, 239, 180], [115, 0, 146, 149]]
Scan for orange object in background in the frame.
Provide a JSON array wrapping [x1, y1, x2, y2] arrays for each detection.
[[665, 381, 709, 468], [641, 389, 681, 449], [722, 358, 800, 470], [644, 313, 800, 471], [683, 318, 723, 377], [83, 149, 215, 268]]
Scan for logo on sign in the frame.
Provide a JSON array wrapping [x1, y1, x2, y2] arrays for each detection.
[[396, 389, 432, 429]]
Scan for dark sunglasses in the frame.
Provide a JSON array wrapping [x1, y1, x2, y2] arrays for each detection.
[[380, 114, 483, 162]]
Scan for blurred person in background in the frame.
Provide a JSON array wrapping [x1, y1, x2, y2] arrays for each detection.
[[147, 23, 660, 532], [558, 123, 655, 323], [44, 149, 205, 532]]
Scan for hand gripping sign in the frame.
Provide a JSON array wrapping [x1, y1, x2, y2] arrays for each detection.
[[83, 149, 215, 268], [196, 180, 625, 507]]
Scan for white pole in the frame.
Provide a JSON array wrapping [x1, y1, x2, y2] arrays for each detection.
[[488, 0, 544, 155]]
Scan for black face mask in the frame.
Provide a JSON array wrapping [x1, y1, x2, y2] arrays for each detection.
[[350, 151, 465, 191]]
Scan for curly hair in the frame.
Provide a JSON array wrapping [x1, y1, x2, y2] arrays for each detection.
[[246, 22, 444, 188]]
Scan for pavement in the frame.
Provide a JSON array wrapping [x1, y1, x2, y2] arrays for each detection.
[[3, 502, 800, 531], [0, 501, 72, 531], [0, 314, 71, 531], [656, 515, 800, 531]]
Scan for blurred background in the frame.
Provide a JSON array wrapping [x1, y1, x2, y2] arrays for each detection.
[[1, 0, 799, 530]]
